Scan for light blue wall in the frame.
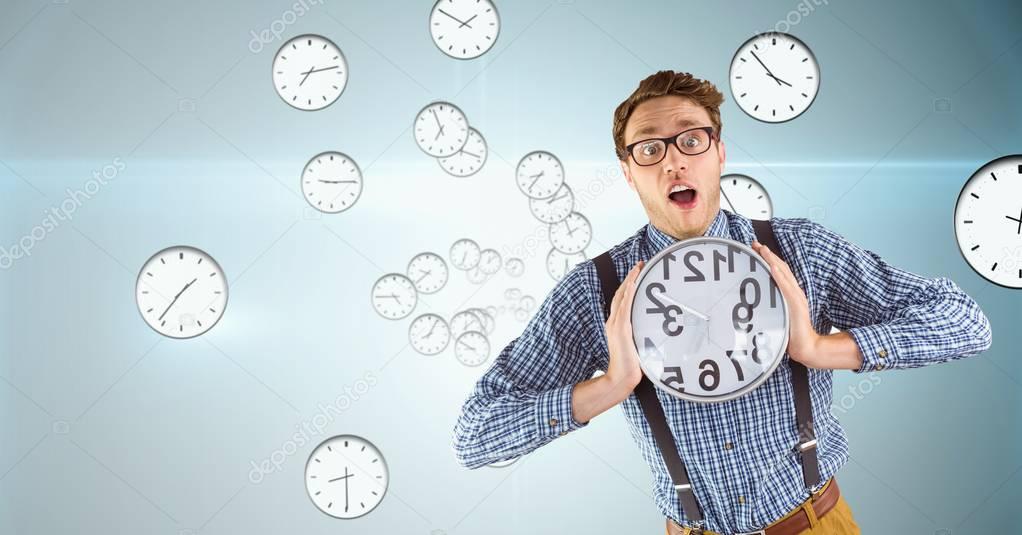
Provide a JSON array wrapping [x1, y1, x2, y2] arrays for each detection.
[[1, 0, 1020, 533]]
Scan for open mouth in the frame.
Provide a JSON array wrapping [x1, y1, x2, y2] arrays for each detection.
[[667, 184, 698, 210]]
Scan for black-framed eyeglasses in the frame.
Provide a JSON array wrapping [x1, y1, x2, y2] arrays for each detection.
[[625, 126, 718, 166]]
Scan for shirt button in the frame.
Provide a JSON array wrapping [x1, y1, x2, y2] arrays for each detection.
[[549, 418, 559, 427], [875, 363, 885, 371], [878, 349, 888, 358], [738, 496, 745, 504], [724, 442, 734, 450]]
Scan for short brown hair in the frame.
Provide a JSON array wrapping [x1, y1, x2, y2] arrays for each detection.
[[612, 71, 724, 160]]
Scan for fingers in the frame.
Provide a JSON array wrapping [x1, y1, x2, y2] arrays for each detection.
[[752, 240, 800, 291], [608, 261, 644, 325], [620, 261, 644, 324]]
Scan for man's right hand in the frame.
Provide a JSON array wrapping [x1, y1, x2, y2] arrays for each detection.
[[604, 260, 645, 393]]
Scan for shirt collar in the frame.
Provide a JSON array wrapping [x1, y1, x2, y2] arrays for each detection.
[[644, 208, 731, 254]]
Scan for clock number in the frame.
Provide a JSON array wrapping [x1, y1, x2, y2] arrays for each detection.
[[683, 251, 705, 282], [768, 277, 781, 308], [725, 349, 746, 381], [662, 252, 677, 280], [712, 246, 737, 281], [644, 283, 684, 336], [698, 359, 720, 391], [751, 331, 769, 364], [732, 277, 761, 332], [661, 366, 686, 393]]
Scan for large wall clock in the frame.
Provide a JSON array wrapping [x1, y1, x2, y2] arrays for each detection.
[[954, 154, 1022, 289], [136, 246, 228, 339], [273, 34, 348, 111], [729, 32, 820, 123]]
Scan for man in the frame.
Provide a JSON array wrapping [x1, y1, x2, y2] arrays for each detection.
[[452, 71, 992, 534]]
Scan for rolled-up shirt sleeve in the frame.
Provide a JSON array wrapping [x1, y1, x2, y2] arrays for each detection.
[[452, 264, 603, 469], [806, 221, 993, 373]]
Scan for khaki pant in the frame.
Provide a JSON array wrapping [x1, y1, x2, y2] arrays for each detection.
[[666, 479, 861, 534]]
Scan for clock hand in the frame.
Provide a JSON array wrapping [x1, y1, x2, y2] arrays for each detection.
[[414, 269, 431, 284], [438, 8, 471, 28], [1007, 209, 1022, 234], [720, 186, 737, 212], [461, 150, 481, 158], [158, 278, 198, 321], [344, 466, 349, 512], [327, 472, 354, 483], [769, 73, 792, 87], [425, 317, 438, 337], [299, 65, 316, 87], [459, 14, 478, 28], [306, 65, 339, 75], [546, 191, 569, 204], [528, 171, 544, 191], [656, 292, 710, 321], [317, 179, 359, 184], [749, 51, 783, 86], [458, 339, 477, 352]]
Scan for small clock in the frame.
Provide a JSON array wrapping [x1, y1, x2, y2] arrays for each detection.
[[450, 310, 484, 338], [407, 252, 449, 294], [450, 238, 481, 270], [465, 265, 490, 284], [408, 313, 451, 355], [273, 34, 348, 111], [954, 154, 1022, 289], [305, 435, 388, 519], [546, 248, 586, 281], [136, 246, 228, 338], [429, 0, 500, 60], [529, 183, 574, 224], [370, 273, 418, 320], [477, 248, 502, 275], [301, 151, 363, 213], [468, 307, 495, 335], [631, 237, 789, 402], [414, 101, 469, 157], [438, 127, 488, 177], [720, 174, 772, 219], [516, 151, 565, 199], [454, 331, 490, 367], [549, 212, 592, 254], [729, 32, 820, 123], [504, 257, 525, 277]]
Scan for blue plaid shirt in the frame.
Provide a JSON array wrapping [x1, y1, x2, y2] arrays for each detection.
[[452, 208, 992, 534]]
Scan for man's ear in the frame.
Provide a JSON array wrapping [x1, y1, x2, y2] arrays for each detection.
[[716, 138, 727, 170], [620, 159, 637, 192]]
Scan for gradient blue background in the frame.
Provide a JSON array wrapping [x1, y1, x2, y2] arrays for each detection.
[[1, 0, 1020, 533]]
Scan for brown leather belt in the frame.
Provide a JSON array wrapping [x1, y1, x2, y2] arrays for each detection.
[[666, 477, 841, 535]]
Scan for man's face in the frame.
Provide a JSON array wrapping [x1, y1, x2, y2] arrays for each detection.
[[620, 95, 725, 240]]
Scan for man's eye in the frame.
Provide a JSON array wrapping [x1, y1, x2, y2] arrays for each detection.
[[640, 143, 660, 156], [682, 136, 701, 148]]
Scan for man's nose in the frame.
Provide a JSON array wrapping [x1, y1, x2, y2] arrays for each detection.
[[661, 143, 689, 174]]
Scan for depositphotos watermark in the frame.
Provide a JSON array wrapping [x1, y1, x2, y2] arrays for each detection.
[[247, 0, 326, 53], [0, 157, 126, 270], [248, 370, 378, 484]]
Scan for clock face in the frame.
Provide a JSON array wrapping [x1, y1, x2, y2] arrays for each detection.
[[136, 246, 228, 339], [546, 248, 586, 281], [529, 183, 574, 224], [516, 151, 565, 199], [549, 212, 592, 254], [305, 435, 388, 519], [454, 330, 490, 367], [450, 310, 484, 338], [477, 248, 502, 275], [954, 154, 1022, 289], [301, 152, 363, 213], [449, 238, 481, 270], [408, 313, 451, 355], [437, 127, 488, 177], [429, 0, 500, 60], [504, 257, 525, 277], [370, 273, 418, 320], [414, 102, 469, 157], [631, 237, 790, 403], [729, 32, 820, 123], [720, 174, 773, 219], [273, 34, 348, 111], [407, 252, 449, 294]]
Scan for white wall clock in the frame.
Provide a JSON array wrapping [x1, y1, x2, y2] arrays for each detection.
[[429, 0, 500, 60], [454, 330, 490, 367], [301, 151, 363, 213], [729, 32, 820, 123], [371, 273, 418, 320], [631, 237, 789, 402], [450, 238, 481, 270], [549, 212, 592, 254], [720, 173, 772, 219], [438, 127, 487, 177], [477, 248, 502, 275], [305, 435, 388, 519], [408, 313, 451, 355], [504, 257, 525, 277], [530, 183, 574, 224], [136, 246, 228, 339], [273, 34, 348, 111], [954, 154, 1022, 289], [450, 310, 484, 339], [516, 151, 564, 199], [414, 101, 469, 157], [407, 252, 449, 294]]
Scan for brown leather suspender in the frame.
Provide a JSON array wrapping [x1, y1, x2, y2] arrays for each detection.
[[592, 220, 820, 525]]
